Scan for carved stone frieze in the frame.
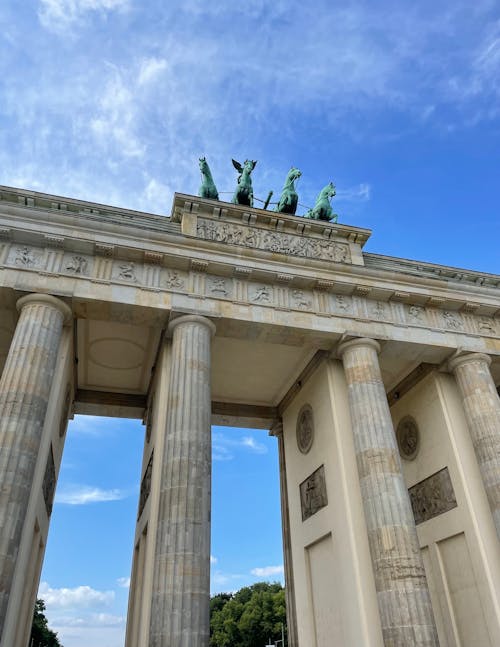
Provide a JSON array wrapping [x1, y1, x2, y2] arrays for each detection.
[[64, 254, 91, 275], [196, 218, 352, 263], [409, 467, 457, 524], [207, 276, 232, 299], [300, 465, 328, 521], [0, 241, 498, 345]]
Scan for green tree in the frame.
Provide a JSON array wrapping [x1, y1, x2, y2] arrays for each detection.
[[31, 598, 63, 647], [210, 582, 286, 647]]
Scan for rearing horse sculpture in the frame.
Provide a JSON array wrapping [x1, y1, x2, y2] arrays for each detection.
[[275, 167, 301, 215], [304, 182, 338, 222], [232, 159, 257, 207], [198, 157, 219, 200]]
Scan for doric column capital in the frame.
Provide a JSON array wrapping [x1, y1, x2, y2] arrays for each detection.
[[16, 293, 72, 324], [338, 336, 381, 358], [448, 352, 492, 372], [167, 314, 216, 337]]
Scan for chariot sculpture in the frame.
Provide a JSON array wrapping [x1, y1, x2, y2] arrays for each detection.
[[197, 156, 339, 223]]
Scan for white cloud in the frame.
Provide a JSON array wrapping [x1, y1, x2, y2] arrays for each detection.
[[38, 0, 130, 32], [250, 565, 284, 578], [210, 555, 218, 565], [241, 436, 268, 454], [212, 431, 269, 461], [39, 582, 115, 608], [116, 577, 130, 588], [336, 183, 371, 203], [138, 57, 168, 86], [90, 71, 146, 159], [55, 485, 127, 505], [52, 613, 125, 627]]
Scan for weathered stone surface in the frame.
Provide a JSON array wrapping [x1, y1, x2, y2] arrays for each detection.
[[149, 315, 215, 647], [449, 353, 500, 537], [338, 337, 439, 647], [409, 468, 457, 525], [0, 293, 71, 638]]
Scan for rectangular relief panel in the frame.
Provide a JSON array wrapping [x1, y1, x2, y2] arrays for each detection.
[[306, 533, 344, 647], [300, 465, 328, 521], [438, 533, 493, 647], [409, 467, 457, 524]]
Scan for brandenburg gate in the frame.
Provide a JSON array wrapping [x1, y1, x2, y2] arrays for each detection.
[[0, 183, 499, 647]]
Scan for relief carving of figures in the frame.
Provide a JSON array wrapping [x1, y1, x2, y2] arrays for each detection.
[[165, 270, 185, 289], [196, 218, 352, 263], [372, 301, 386, 319], [292, 289, 312, 309], [409, 468, 457, 525], [478, 316, 497, 334], [443, 310, 463, 330], [332, 243, 349, 263], [300, 465, 328, 521], [335, 295, 351, 312], [66, 255, 88, 275], [251, 285, 272, 303], [15, 246, 35, 266], [117, 262, 136, 281], [407, 305, 424, 322], [210, 278, 229, 297]]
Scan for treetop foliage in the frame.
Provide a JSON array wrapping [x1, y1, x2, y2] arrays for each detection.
[[210, 582, 286, 647], [31, 598, 63, 647]]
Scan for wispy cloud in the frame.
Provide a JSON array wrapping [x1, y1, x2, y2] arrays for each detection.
[[53, 613, 125, 628], [116, 577, 130, 588], [55, 485, 127, 505], [250, 565, 284, 578], [210, 555, 218, 565], [38, 0, 130, 33], [213, 431, 268, 461], [39, 582, 115, 608]]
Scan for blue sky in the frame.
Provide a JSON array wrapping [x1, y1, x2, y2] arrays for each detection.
[[1, 0, 499, 645]]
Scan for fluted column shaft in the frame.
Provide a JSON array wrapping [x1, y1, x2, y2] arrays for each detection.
[[339, 338, 439, 647], [149, 315, 215, 647], [449, 353, 500, 537], [0, 294, 71, 638]]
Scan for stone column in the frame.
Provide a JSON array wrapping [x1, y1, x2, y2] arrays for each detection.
[[449, 353, 500, 538], [149, 315, 215, 647], [0, 293, 71, 637], [338, 338, 439, 647], [270, 421, 298, 647]]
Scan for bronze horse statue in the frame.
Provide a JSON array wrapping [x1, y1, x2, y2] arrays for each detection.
[[232, 159, 257, 207]]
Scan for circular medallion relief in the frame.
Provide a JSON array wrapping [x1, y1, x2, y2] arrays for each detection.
[[396, 416, 420, 460], [296, 404, 314, 454]]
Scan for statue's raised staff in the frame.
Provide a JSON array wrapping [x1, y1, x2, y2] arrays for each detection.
[[232, 159, 257, 207], [275, 167, 301, 215], [198, 157, 219, 200], [304, 182, 338, 222]]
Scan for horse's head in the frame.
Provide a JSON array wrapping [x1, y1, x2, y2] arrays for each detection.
[[199, 156, 207, 170], [288, 167, 302, 182], [326, 181, 336, 199], [243, 159, 257, 174]]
